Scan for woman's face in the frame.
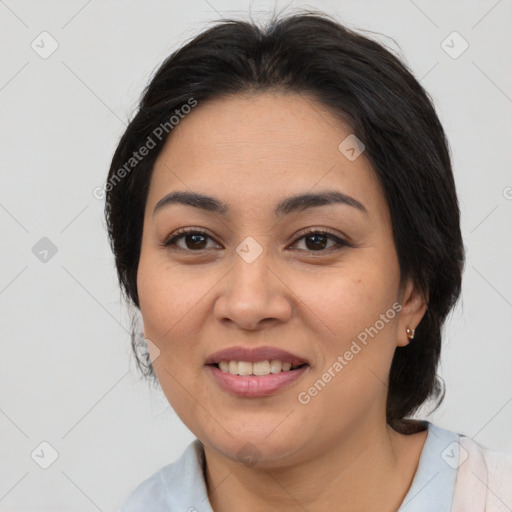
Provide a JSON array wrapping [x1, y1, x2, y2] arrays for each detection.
[[137, 91, 427, 466]]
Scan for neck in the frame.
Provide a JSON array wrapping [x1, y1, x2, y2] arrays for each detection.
[[203, 420, 428, 512]]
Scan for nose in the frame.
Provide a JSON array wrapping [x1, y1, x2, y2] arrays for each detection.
[[213, 248, 293, 331]]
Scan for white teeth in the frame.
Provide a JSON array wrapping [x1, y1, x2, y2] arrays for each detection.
[[217, 360, 301, 376], [253, 360, 270, 375], [238, 361, 253, 376]]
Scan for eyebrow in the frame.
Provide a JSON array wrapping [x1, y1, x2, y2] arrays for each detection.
[[153, 190, 368, 217]]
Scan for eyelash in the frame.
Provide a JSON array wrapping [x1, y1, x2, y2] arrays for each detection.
[[162, 227, 351, 253]]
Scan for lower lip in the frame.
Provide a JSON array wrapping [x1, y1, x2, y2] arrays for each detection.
[[207, 364, 309, 397]]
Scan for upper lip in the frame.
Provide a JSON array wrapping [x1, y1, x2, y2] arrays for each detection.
[[205, 346, 309, 366]]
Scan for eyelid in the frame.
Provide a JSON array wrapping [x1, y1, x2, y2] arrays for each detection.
[[162, 226, 221, 248], [291, 226, 348, 243]]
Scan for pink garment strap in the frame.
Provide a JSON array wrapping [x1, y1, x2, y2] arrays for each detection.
[[451, 435, 488, 512]]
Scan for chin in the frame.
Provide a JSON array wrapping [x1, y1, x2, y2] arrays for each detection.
[[199, 424, 310, 468]]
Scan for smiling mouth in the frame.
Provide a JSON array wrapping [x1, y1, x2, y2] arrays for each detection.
[[209, 360, 308, 376], [207, 358, 310, 397]]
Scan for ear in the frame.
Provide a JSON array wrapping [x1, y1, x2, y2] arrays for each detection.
[[396, 278, 428, 347]]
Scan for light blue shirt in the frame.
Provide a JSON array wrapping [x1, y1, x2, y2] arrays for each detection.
[[120, 421, 460, 511]]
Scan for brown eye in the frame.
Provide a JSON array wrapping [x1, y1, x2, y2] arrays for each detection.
[[181, 233, 209, 250], [291, 230, 350, 252], [304, 233, 329, 250], [163, 229, 220, 251]]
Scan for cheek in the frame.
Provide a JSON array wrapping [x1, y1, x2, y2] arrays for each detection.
[[295, 264, 396, 340], [295, 275, 399, 433], [136, 259, 212, 429], [137, 254, 208, 342], [294, 261, 400, 390]]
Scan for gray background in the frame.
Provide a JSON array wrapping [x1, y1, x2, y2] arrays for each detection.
[[1, 0, 511, 510]]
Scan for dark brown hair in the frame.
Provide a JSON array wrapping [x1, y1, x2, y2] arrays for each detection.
[[105, 10, 465, 434]]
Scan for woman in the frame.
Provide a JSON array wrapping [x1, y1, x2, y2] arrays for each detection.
[[105, 11, 512, 511]]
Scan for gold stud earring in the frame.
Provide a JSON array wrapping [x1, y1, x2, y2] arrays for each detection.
[[406, 327, 415, 340]]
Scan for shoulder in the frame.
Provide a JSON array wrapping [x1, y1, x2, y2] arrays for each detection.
[[454, 433, 512, 511], [119, 439, 208, 512], [476, 441, 512, 497], [459, 434, 512, 478], [119, 468, 168, 512]]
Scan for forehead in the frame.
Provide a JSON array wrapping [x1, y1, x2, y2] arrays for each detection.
[[147, 92, 386, 222]]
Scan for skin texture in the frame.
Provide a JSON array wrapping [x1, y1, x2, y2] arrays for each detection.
[[137, 91, 429, 511]]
